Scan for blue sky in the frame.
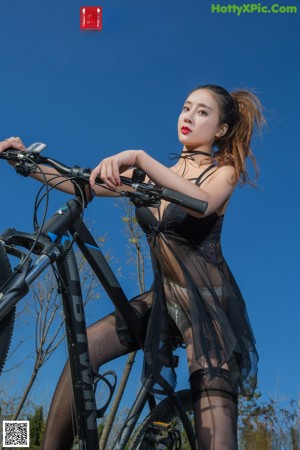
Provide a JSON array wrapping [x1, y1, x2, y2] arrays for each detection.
[[0, 0, 299, 414]]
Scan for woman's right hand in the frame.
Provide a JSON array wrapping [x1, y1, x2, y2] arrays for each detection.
[[90, 150, 142, 189], [0, 137, 26, 153]]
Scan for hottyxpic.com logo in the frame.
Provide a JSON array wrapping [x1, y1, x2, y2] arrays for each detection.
[[211, 3, 297, 14]]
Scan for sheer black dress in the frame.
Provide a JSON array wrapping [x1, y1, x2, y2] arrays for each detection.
[[117, 166, 258, 396]]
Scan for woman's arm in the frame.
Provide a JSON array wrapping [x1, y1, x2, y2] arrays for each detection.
[[0, 137, 123, 197], [90, 150, 236, 216], [0, 138, 80, 194]]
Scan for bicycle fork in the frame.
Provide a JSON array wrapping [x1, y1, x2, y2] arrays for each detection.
[[0, 237, 61, 320]]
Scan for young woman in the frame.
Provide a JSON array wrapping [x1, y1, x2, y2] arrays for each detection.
[[1, 85, 264, 449]]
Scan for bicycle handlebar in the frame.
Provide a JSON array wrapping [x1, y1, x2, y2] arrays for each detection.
[[0, 145, 208, 214]]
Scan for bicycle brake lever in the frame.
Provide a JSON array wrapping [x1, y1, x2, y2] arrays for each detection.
[[1, 143, 46, 161], [122, 190, 160, 208]]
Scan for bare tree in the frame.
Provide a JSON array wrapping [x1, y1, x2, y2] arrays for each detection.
[[10, 275, 65, 420], [238, 386, 300, 449]]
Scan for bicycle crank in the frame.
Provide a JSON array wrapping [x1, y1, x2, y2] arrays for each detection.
[[140, 421, 181, 449]]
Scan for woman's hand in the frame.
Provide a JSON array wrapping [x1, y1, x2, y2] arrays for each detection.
[[0, 137, 26, 153], [89, 150, 142, 189]]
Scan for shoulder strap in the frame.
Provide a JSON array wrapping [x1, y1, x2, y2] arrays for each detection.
[[195, 164, 217, 186]]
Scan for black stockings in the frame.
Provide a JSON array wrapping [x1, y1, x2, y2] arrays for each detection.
[[41, 312, 136, 450], [189, 369, 238, 450], [42, 304, 238, 450]]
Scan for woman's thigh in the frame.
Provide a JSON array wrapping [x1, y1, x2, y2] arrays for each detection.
[[86, 295, 152, 371]]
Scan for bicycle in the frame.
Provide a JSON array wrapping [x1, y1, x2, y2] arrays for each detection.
[[0, 143, 208, 449]]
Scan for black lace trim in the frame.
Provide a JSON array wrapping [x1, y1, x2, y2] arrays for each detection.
[[197, 242, 223, 265]]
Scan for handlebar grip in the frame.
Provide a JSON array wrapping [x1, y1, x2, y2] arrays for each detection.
[[161, 188, 208, 214]]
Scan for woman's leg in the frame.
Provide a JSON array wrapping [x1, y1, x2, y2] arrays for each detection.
[[184, 328, 238, 450], [42, 312, 139, 450], [189, 368, 238, 450]]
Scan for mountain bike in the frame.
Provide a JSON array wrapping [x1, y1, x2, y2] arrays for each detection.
[[0, 143, 208, 449]]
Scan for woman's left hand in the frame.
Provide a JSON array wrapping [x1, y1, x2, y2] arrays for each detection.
[[90, 150, 142, 189], [0, 137, 26, 153]]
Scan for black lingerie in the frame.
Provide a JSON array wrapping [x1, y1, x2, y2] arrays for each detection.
[[117, 166, 258, 395]]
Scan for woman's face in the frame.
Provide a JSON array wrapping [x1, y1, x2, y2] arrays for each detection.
[[178, 89, 226, 152]]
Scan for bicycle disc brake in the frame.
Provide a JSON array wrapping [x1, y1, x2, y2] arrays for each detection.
[[140, 421, 181, 449]]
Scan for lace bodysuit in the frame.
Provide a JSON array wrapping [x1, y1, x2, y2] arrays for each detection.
[[118, 166, 258, 395]]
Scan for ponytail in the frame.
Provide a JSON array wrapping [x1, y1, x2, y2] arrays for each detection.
[[192, 85, 265, 185], [227, 90, 265, 185]]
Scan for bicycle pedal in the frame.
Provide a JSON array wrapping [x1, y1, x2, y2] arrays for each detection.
[[144, 421, 181, 449], [151, 421, 171, 429]]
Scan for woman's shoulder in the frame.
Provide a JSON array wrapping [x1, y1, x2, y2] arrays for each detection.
[[205, 163, 235, 185], [214, 162, 235, 174]]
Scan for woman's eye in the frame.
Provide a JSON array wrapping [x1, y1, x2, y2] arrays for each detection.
[[182, 106, 189, 112], [198, 110, 208, 116]]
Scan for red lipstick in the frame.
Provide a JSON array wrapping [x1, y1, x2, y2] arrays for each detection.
[[181, 126, 191, 135]]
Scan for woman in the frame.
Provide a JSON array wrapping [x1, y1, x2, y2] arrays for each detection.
[[1, 84, 264, 449]]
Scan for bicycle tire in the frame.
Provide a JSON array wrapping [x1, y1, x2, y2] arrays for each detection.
[[0, 244, 16, 375], [131, 390, 194, 450]]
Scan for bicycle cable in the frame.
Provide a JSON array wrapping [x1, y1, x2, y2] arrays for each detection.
[[5, 156, 52, 271], [0, 147, 121, 274]]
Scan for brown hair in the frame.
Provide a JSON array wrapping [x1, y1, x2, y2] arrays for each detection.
[[191, 85, 265, 185]]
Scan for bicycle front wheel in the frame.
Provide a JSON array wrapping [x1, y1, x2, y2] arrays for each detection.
[[0, 244, 15, 375], [131, 390, 194, 450]]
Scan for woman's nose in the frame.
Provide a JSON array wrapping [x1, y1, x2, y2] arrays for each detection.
[[184, 114, 192, 123]]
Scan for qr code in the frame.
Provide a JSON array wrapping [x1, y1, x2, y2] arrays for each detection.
[[2, 421, 29, 448]]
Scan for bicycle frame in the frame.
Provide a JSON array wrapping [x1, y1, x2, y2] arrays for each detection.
[[0, 195, 196, 449]]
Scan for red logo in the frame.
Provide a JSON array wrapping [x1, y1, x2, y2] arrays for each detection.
[[80, 7, 102, 30]]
